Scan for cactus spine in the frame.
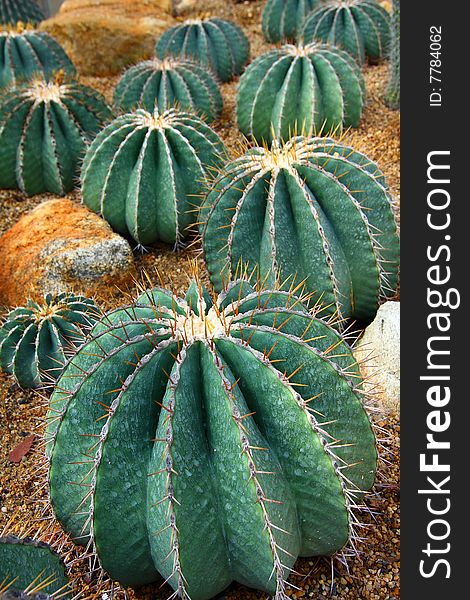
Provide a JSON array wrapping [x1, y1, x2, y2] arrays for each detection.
[[385, 0, 399, 108], [0, 0, 45, 26], [201, 136, 399, 323], [262, 0, 321, 43], [81, 107, 226, 247], [237, 42, 365, 144], [113, 58, 223, 122], [302, 0, 391, 65], [0, 77, 111, 195], [46, 277, 376, 599], [156, 18, 250, 83]]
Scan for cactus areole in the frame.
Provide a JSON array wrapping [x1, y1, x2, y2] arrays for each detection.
[[47, 279, 377, 599]]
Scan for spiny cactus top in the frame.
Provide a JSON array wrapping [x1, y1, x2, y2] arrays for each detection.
[[302, 0, 391, 64], [0, 292, 100, 388], [262, 0, 321, 42], [0, 26, 75, 89], [237, 42, 365, 144], [156, 17, 250, 83], [0, 0, 44, 26], [0, 78, 112, 196], [46, 278, 376, 599], [81, 107, 227, 247], [201, 136, 399, 323], [113, 57, 223, 122]]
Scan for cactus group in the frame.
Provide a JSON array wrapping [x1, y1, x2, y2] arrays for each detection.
[[262, 0, 321, 42], [113, 58, 223, 122], [0, 27, 75, 89], [385, 0, 400, 108], [201, 136, 399, 323], [0, 77, 111, 196], [0, 0, 44, 26], [237, 42, 365, 144], [302, 0, 391, 64], [46, 277, 376, 599], [0, 292, 100, 388], [81, 107, 226, 247], [156, 18, 249, 83]]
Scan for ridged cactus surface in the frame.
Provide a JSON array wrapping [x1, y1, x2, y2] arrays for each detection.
[[201, 137, 399, 323], [0, 0, 44, 26], [47, 278, 376, 599], [0, 293, 100, 388], [156, 18, 249, 83], [0, 78, 111, 196], [237, 42, 365, 143], [262, 0, 321, 42], [385, 0, 399, 108], [113, 58, 223, 122], [302, 0, 391, 64], [81, 108, 226, 247]]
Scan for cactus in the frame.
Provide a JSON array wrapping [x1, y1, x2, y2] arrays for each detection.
[[0, 0, 45, 26], [156, 18, 249, 83], [0, 26, 75, 89], [0, 292, 100, 388], [113, 58, 223, 122], [237, 42, 365, 144], [262, 0, 321, 43], [201, 136, 399, 323], [385, 0, 399, 109], [81, 107, 226, 247], [0, 77, 112, 196], [46, 276, 377, 599], [302, 0, 391, 65]]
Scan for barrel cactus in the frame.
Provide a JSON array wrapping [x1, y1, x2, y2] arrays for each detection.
[[0, 292, 100, 388], [156, 18, 249, 83], [0, 26, 75, 89], [237, 42, 365, 144], [46, 277, 377, 599], [201, 136, 399, 323], [302, 0, 391, 65], [262, 0, 321, 42], [385, 0, 399, 108], [81, 107, 226, 247], [0, 77, 112, 196], [0, 0, 44, 26], [113, 57, 223, 122]]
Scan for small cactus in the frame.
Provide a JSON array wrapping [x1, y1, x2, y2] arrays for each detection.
[[113, 57, 223, 122], [201, 136, 399, 323], [237, 42, 365, 144], [262, 0, 321, 43], [156, 17, 249, 83], [385, 0, 399, 109], [0, 26, 75, 89], [302, 0, 391, 65], [0, 292, 100, 388], [81, 107, 227, 247], [46, 276, 377, 599], [0, 77, 112, 196], [0, 0, 45, 26]]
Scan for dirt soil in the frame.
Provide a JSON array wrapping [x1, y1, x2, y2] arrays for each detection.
[[0, 1, 399, 599]]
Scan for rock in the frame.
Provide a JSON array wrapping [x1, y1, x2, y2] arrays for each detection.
[[0, 198, 135, 307], [354, 301, 400, 416], [39, 0, 176, 76]]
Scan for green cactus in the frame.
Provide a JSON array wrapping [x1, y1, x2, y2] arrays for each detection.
[[81, 107, 227, 248], [113, 57, 223, 122], [156, 18, 249, 83], [46, 276, 376, 599], [262, 0, 321, 43], [0, 26, 75, 89], [201, 136, 399, 323], [302, 0, 391, 65], [0, 77, 112, 196], [0, 0, 44, 26], [237, 42, 365, 144], [0, 292, 100, 389], [0, 536, 70, 599], [385, 0, 399, 109]]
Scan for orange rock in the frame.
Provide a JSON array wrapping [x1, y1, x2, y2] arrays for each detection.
[[0, 198, 135, 307]]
